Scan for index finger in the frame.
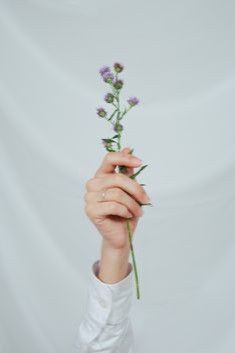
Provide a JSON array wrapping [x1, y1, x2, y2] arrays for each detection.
[[95, 148, 142, 177]]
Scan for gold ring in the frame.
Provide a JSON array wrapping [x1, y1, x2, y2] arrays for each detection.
[[101, 189, 107, 201]]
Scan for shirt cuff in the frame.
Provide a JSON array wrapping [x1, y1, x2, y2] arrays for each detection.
[[87, 259, 134, 326]]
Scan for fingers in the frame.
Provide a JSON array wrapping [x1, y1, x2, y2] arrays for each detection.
[[95, 147, 142, 177], [85, 201, 133, 220], [84, 188, 144, 217], [85, 173, 150, 205]]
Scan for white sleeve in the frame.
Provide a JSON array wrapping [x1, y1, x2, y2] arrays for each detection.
[[74, 259, 134, 353]]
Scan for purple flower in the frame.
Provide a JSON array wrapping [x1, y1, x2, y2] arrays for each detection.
[[96, 107, 107, 118], [114, 62, 124, 73], [102, 71, 114, 83], [104, 93, 114, 103], [127, 96, 139, 106], [99, 65, 110, 76]]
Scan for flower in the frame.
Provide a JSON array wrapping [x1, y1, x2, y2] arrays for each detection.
[[102, 71, 114, 83], [114, 62, 124, 73], [96, 107, 107, 118], [127, 96, 139, 106], [104, 93, 114, 103], [99, 65, 110, 76], [113, 123, 123, 132], [113, 79, 123, 90]]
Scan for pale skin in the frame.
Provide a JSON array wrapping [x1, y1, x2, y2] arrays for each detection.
[[84, 147, 151, 284]]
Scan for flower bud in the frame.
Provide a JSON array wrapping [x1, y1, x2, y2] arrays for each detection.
[[104, 93, 114, 103], [114, 62, 124, 73], [114, 123, 123, 132], [99, 65, 110, 76], [103, 72, 114, 83], [127, 96, 139, 106], [113, 79, 123, 90], [97, 107, 107, 118]]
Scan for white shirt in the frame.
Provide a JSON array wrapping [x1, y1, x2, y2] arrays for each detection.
[[74, 260, 134, 353]]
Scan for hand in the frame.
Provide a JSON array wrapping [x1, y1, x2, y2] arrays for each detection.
[[84, 147, 150, 250]]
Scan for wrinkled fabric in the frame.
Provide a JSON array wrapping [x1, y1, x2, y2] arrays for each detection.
[[74, 260, 134, 353], [0, 1, 235, 353]]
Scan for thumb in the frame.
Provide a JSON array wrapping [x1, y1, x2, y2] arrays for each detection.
[[121, 147, 134, 177]]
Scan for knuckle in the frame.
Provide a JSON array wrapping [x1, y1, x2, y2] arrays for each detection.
[[85, 178, 93, 191], [85, 177, 98, 191], [84, 204, 91, 216], [83, 193, 88, 202], [112, 188, 122, 199], [105, 152, 115, 162]]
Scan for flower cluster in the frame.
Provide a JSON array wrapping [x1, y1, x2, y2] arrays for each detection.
[[96, 62, 140, 152]]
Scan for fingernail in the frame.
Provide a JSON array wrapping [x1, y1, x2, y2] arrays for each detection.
[[144, 194, 151, 202], [132, 157, 142, 164]]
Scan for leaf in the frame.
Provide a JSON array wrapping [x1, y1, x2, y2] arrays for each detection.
[[118, 165, 128, 173], [137, 201, 154, 207], [111, 134, 119, 139], [108, 109, 118, 121], [130, 164, 148, 179]]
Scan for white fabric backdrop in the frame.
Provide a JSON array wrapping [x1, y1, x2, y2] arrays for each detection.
[[0, 0, 235, 352]]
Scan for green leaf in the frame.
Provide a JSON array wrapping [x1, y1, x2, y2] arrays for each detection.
[[111, 134, 119, 139], [118, 165, 128, 173], [130, 164, 148, 179], [108, 109, 118, 121], [137, 201, 154, 207], [107, 139, 118, 143]]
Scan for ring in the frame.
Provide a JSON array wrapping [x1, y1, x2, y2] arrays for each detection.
[[101, 189, 107, 201]]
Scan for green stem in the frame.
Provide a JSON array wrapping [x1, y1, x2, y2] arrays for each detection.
[[117, 145, 140, 300], [126, 219, 140, 299], [112, 82, 140, 300]]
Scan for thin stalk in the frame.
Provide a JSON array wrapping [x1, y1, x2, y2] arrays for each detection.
[[126, 218, 140, 299], [117, 129, 140, 300]]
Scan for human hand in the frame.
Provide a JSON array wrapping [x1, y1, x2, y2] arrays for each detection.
[[84, 147, 150, 249]]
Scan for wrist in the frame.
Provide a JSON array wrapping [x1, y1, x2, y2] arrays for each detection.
[[98, 239, 130, 284]]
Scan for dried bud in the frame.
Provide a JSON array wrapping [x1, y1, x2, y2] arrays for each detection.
[[104, 93, 114, 103], [113, 79, 123, 90], [97, 107, 107, 118], [114, 62, 124, 73], [114, 123, 123, 133]]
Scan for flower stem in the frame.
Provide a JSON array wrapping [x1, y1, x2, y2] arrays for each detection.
[[126, 218, 140, 299], [117, 144, 140, 299]]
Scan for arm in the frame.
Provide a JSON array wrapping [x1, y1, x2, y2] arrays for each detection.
[[74, 147, 150, 353], [74, 242, 134, 353]]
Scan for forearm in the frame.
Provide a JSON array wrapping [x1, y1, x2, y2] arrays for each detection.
[[98, 239, 130, 284]]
